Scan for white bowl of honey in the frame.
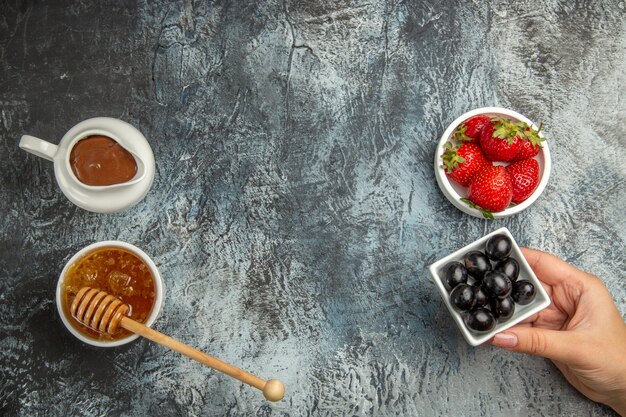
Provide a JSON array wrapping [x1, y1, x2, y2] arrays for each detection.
[[56, 241, 163, 347]]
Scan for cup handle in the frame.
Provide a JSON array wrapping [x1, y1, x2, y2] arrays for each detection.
[[19, 135, 59, 162]]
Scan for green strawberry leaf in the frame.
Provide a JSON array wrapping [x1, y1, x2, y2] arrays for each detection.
[[441, 142, 465, 173], [522, 122, 545, 147], [460, 198, 495, 219], [453, 124, 472, 142], [491, 117, 523, 145]]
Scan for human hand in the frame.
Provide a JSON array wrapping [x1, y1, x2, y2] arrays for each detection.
[[491, 248, 626, 416]]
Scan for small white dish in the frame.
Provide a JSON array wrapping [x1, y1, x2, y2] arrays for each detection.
[[428, 227, 550, 346], [19, 117, 155, 213], [434, 107, 551, 218], [56, 241, 163, 347]]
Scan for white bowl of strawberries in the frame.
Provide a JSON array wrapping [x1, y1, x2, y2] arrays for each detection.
[[435, 107, 551, 219]]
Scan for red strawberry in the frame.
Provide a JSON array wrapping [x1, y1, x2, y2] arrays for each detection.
[[453, 114, 491, 142], [466, 165, 513, 214], [506, 158, 540, 204], [514, 123, 545, 161], [479, 118, 525, 162], [442, 142, 490, 186]]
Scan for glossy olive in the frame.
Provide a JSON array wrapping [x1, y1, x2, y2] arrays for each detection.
[[443, 261, 468, 291], [490, 296, 515, 322], [485, 234, 513, 261], [512, 280, 536, 305], [471, 284, 489, 308], [450, 284, 476, 312], [494, 257, 519, 282], [464, 251, 492, 280], [463, 307, 496, 333], [482, 271, 513, 299]]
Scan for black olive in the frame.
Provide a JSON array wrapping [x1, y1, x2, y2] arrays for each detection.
[[464, 251, 492, 280], [443, 261, 468, 292], [471, 284, 489, 308], [450, 284, 476, 312], [482, 271, 513, 299], [494, 257, 519, 282], [463, 308, 496, 333], [512, 280, 536, 305], [485, 234, 513, 261], [490, 296, 515, 322]]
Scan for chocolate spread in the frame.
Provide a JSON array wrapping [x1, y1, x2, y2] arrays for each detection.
[[70, 135, 137, 186]]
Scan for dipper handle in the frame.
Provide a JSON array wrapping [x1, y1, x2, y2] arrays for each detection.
[[70, 287, 285, 401]]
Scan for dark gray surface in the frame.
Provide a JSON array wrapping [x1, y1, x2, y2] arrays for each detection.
[[1, 1, 625, 416]]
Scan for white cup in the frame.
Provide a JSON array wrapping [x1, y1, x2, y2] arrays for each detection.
[[56, 241, 164, 348], [19, 117, 155, 213]]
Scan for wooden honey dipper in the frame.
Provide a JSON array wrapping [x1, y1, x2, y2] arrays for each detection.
[[70, 287, 285, 402]]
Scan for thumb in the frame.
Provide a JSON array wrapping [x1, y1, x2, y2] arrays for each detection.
[[492, 327, 580, 364]]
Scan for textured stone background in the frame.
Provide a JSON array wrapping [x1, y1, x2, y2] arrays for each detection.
[[1, 0, 625, 416]]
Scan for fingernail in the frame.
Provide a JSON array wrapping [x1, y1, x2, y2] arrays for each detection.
[[493, 332, 518, 348]]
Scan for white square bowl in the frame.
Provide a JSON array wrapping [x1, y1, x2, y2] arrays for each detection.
[[428, 227, 550, 346]]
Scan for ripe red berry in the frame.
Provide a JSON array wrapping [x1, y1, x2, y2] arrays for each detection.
[[442, 142, 490, 187], [453, 115, 491, 142], [467, 165, 513, 213], [514, 123, 545, 161], [515, 139, 540, 160], [479, 118, 525, 162], [506, 158, 540, 204]]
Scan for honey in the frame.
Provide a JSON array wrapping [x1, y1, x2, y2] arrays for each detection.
[[61, 247, 156, 341]]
